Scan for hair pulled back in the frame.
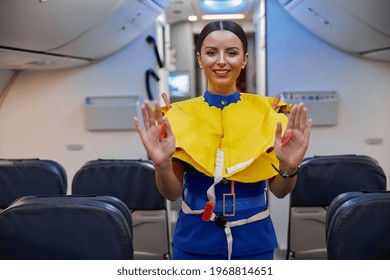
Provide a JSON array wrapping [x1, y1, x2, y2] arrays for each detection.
[[196, 21, 248, 54]]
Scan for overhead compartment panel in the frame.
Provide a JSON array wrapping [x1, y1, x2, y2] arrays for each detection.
[[49, 0, 166, 59], [0, 0, 170, 68], [279, 0, 390, 62], [0, 49, 89, 70], [0, 0, 121, 52]]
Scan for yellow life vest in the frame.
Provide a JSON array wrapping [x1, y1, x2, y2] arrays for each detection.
[[162, 93, 291, 182]]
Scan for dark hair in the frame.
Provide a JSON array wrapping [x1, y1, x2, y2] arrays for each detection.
[[196, 21, 248, 54]]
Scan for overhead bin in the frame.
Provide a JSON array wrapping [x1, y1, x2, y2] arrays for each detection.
[[0, 48, 90, 70], [0, 0, 169, 69], [278, 0, 390, 62], [0, 0, 121, 52]]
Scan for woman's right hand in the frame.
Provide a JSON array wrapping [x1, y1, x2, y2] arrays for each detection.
[[134, 100, 176, 168]]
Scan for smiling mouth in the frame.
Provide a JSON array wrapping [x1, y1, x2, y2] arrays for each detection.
[[214, 70, 229, 76]]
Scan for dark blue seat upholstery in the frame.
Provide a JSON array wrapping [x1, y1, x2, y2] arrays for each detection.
[[0, 195, 133, 260], [72, 159, 165, 210], [72, 159, 170, 260], [326, 191, 390, 260], [287, 154, 387, 259], [0, 158, 67, 210]]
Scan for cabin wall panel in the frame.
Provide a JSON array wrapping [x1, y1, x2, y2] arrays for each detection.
[[0, 24, 161, 192], [267, 0, 390, 252]]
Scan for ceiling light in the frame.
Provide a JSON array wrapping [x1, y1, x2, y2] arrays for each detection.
[[201, 13, 246, 20], [200, 0, 246, 13], [188, 15, 198, 21]]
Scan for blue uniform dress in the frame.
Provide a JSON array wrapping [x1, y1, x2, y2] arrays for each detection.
[[172, 91, 278, 260]]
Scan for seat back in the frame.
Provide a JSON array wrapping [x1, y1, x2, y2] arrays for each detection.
[[287, 154, 387, 259], [0, 195, 133, 260], [0, 158, 67, 210], [72, 159, 170, 259], [326, 191, 390, 259]]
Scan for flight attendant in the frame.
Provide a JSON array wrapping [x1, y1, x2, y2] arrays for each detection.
[[134, 20, 312, 260]]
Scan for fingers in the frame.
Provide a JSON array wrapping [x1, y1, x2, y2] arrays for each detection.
[[133, 116, 143, 136], [158, 122, 167, 141], [159, 117, 174, 141], [136, 99, 172, 143], [140, 101, 150, 130], [286, 103, 297, 130], [275, 121, 282, 142], [304, 118, 313, 141], [145, 101, 156, 128], [300, 106, 308, 132], [164, 117, 173, 136], [155, 101, 163, 125], [287, 102, 311, 132], [293, 103, 304, 131], [140, 100, 165, 130]]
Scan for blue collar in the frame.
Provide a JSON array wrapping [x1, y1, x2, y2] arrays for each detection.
[[203, 90, 241, 109]]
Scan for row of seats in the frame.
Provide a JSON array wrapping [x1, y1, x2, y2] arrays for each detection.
[[0, 158, 171, 260], [1, 155, 389, 260], [286, 154, 388, 260]]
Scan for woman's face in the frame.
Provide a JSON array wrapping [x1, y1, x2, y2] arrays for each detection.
[[197, 30, 248, 95]]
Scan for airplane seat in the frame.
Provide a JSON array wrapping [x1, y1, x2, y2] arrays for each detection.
[[0, 158, 67, 212], [71, 159, 171, 260], [326, 191, 390, 259], [286, 154, 387, 259], [0, 195, 133, 260]]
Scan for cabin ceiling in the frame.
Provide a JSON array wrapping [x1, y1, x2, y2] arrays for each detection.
[[165, 0, 259, 24]]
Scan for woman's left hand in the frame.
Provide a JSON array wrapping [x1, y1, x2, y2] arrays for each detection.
[[274, 102, 313, 173]]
